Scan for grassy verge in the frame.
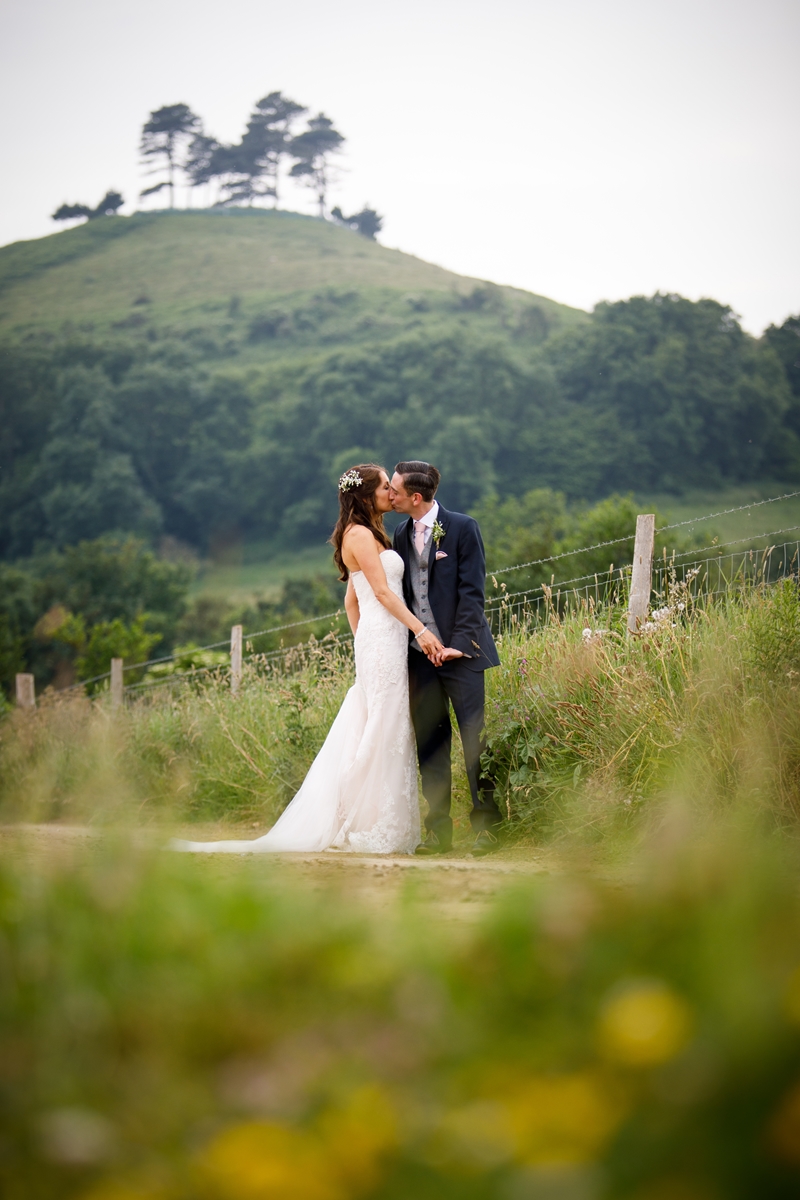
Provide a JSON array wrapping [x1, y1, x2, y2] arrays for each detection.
[[2, 577, 799, 848]]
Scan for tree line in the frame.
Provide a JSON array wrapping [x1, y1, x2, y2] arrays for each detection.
[[52, 92, 382, 236], [1, 294, 798, 697], [2, 295, 797, 560]]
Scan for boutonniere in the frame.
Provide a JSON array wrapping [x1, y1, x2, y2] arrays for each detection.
[[432, 520, 446, 547]]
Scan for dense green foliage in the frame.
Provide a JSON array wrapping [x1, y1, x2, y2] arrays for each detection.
[[2, 293, 797, 559], [765, 314, 800, 421], [2, 212, 797, 565], [0, 537, 192, 695], [540, 296, 799, 494], [0, 534, 350, 697]]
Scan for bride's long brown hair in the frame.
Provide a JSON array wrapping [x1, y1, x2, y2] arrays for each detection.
[[330, 463, 392, 581]]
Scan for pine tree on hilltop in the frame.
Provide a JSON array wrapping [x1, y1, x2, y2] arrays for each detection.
[[241, 92, 307, 206], [331, 206, 383, 240], [289, 114, 345, 218], [185, 93, 307, 208], [52, 191, 124, 222], [185, 133, 221, 194], [140, 104, 201, 208]]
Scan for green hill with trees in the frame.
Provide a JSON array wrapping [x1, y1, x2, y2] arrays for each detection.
[[1, 207, 799, 696]]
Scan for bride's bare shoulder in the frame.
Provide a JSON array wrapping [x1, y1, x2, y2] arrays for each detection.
[[342, 524, 375, 547]]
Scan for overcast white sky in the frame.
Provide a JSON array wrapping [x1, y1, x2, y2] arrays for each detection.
[[1, 0, 797, 333]]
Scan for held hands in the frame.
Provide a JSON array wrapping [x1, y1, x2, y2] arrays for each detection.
[[415, 629, 465, 667], [433, 647, 464, 666], [415, 628, 444, 661]]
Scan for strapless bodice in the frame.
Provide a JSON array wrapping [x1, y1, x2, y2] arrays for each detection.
[[351, 549, 405, 611]]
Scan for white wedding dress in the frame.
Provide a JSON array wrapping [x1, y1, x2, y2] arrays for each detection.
[[172, 550, 420, 855]]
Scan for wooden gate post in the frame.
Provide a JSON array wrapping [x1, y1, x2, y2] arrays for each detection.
[[15, 673, 35, 708], [230, 625, 243, 695], [110, 658, 124, 710], [627, 514, 656, 635]]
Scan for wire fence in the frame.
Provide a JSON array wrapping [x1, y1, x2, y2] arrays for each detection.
[[45, 489, 800, 700], [485, 539, 800, 633], [486, 489, 800, 576]]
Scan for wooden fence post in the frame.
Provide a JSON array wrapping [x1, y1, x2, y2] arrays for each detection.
[[627, 514, 656, 635], [230, 625, 243, 695], [110, 658, 124, 710], [15, 673, 35, 708]]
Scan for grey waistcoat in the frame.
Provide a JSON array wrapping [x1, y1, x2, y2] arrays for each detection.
[[408, 531, 443, 651]]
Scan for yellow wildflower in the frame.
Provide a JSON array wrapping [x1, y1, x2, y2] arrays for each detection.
[[503, 1071, 625, 1165], [197, 1121, 341, 1200], [318, 1085, 398, 1193], [598, 980, 693, 1067]]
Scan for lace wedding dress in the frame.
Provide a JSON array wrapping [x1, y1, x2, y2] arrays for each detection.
[[172, 550, 420, 855]]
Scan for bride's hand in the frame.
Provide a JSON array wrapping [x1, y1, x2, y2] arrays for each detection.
[[416, 629, 444, 660]]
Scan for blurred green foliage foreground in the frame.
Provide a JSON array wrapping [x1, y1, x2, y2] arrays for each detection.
[[2, 577, 800, 1196], [3, 827, 800, 1199]]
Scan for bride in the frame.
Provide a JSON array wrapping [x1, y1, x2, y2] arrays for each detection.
[[172, 464, 444, 855]]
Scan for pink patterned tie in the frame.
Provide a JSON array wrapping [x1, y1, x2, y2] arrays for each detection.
[[414, 520, 425, 555]]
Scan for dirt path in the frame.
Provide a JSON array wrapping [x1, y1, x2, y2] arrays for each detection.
[[0, 823, 558, 921]]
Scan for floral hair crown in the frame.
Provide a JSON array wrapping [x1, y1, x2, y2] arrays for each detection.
[[338, 469, 363, 493]]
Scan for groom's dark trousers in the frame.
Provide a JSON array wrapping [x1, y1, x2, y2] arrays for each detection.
[[408, 651, 500, 841], [394, 504, 503, 845]]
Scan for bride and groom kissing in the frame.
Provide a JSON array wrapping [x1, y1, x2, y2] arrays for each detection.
[[174, 460, 503, 859]]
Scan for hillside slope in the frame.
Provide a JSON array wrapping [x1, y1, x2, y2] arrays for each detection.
[[0, 209, 584, 340], [1, 213, 796, 566]]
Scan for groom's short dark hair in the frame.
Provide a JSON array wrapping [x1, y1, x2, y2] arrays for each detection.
[[394, 461, 441, 502]]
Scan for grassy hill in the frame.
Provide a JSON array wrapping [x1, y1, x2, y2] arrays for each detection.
[[1, 209, 797, 588], [0, 209, 585, 350]]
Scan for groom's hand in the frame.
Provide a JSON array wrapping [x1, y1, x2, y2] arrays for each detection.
[[434, 647, 465, 666]]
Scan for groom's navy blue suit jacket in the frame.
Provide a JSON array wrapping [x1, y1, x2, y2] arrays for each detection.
[[393, 505, 500, 673]]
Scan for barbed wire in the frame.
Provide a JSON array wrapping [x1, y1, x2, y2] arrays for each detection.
[[656, 489, 800, 533], [55, 490, 800, 697], [121, 611, 346, 676], [244, 610, 345, 644], [487, 539, 800, 618], [486, 524, 800, 606], [488, 488, 800, 576], [123, 637, 231, 673]]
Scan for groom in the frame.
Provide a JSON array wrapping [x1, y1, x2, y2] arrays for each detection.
[[390, 461, 503, 857]]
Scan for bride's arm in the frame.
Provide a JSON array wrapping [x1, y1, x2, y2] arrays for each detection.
[[344, 527, 443, 658], [344, 576, 359, 635]]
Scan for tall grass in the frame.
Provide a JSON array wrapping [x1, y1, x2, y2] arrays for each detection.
[[484, 576, 800, 844], [2, 580, 800, 849]]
